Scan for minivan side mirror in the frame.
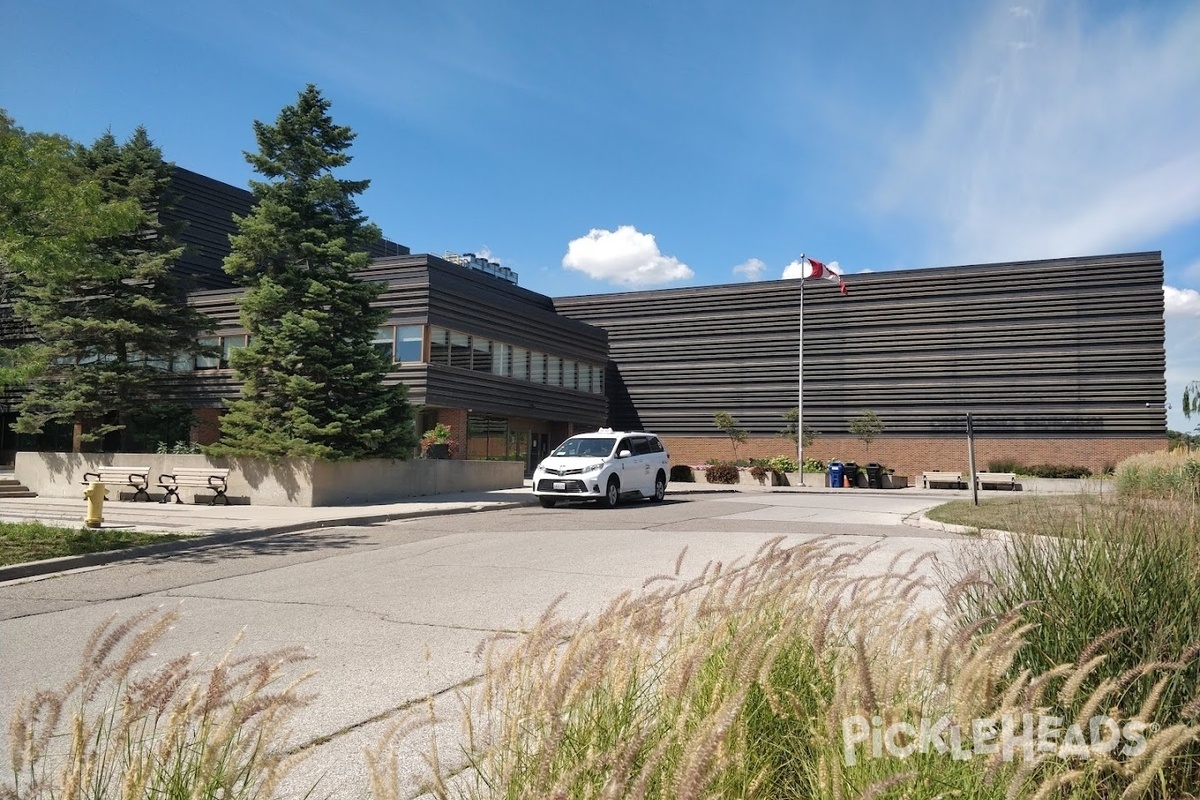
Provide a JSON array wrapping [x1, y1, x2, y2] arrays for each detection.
[[618, 449, 632, 458]]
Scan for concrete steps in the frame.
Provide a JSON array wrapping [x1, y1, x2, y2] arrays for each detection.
[[0, 478, 37, 498]]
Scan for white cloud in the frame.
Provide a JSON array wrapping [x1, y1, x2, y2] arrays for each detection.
[[732, 258, 767, 281], [781, 259, 842, 280], [562, 226, 693, 287], [876, 2, 1200, 263], [1165, 286, 1200, 317]]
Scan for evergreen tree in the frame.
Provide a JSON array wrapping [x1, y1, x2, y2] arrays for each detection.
[[2, 113, 207, 450], [212, 85, 416, 460]]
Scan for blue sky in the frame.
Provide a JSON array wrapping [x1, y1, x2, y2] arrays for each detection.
[[3, 0, 1198, 430]]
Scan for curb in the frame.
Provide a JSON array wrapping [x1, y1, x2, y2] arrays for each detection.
[[907, 510, 1014, 540], [0, 500, 535, 584]]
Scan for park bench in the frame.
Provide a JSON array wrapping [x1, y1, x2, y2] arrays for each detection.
[[81, 467, 151, 501], [922, 471, 965, 489], [158, 467, 231, 505], [973, 471, 1018, 490]]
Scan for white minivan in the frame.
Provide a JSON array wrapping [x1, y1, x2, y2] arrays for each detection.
[[532, 428, 670, 508]]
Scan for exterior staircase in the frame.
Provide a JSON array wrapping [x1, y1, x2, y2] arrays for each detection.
[[0, 478, 37, 498]]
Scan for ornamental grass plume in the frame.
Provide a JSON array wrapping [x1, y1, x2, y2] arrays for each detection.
[[372, 537, 1200, 799], [3, 607, 315, 800]]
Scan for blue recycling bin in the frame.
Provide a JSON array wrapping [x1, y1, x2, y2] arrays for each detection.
[[828, 461, 844, 489]]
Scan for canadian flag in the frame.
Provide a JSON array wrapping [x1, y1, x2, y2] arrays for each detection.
[[803, 256, 848, 295]]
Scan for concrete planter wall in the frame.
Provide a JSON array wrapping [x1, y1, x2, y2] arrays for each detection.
[[14, 452, 524, 507]]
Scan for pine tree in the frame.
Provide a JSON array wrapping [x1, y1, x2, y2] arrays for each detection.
[[211, 85, 416, 461], [1, 114, 208, 451]]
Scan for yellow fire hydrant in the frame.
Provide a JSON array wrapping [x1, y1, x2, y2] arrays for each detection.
[[83, 481, 106, 529]]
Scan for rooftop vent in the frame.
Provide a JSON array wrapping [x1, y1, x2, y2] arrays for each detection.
[[444, 252, 519, 285]]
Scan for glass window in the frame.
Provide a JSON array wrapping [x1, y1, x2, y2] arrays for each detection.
[[172, 352, 194, 372], [593, 365, 605, 394], [196, 336, 220, 370], [512, 347, 528, 380], [429, 327, 449, 365], [372, 326, 395, 363], [450, 331, 472, 369], [562, 360, 576, 390], [546, 355, 561, 387], [472, 337, 493, 373], [221, 335, 247, 368], [396, 325, 424, 363], [530, 352, 545, 384], [493, 343, 511, 376]]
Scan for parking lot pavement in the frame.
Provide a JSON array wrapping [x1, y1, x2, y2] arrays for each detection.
[[0, 484, 999, 800], [0, 470, 1086, 583]]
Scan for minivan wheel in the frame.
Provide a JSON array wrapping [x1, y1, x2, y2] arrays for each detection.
[[600, 477, 620, 508], [538, 496, 557, 508], [650, 472, 666, 502]]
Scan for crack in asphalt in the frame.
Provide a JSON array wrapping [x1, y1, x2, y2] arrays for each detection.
[[159, 590, 529, 637]]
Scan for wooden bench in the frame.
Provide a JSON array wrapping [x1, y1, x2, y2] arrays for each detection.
[[158, 468, 231, 505], [81, 467, 151, 502], [922, 471, 965, 489], [973, 471, 1018, 490]]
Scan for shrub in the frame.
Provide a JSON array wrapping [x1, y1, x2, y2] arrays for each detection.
[[703, 462, 740, 484], [669, 464, 695, 482], [1025, 463, 1092, 478], [768, 455, 798, 474], [802, 457, 825, 473], [748, 464, 770, 484], [984, 461, 1095, 479]]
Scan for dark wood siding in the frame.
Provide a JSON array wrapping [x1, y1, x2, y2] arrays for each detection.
[[166, 167, 409, 291], [177, 256, 609, 426], [553, 252, 1167, 438], [165, 168, 254, 291]]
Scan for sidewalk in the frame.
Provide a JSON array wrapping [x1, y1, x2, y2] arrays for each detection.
[[0, 487, 544, 582]]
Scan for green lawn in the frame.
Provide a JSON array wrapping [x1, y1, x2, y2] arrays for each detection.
[[0, 521, 187, 567], [924, 493, 1110, 535]]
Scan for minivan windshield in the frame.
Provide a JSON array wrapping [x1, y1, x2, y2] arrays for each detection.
[[552, 437, 616, 458]]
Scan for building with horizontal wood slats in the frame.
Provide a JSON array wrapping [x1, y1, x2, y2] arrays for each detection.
[[0, 167, 1168, 477]]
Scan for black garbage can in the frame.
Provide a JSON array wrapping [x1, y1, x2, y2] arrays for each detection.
[[843, 461, 860, 488], [866, 462, 884, 489]]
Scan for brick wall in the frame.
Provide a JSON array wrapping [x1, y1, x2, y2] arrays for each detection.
[[427, 408, 470, 458], [191, 408, 222, 445], [664, 435, 1168, 475]]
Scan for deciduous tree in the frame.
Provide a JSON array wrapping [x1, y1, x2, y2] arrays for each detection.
[[713, 410, 748, 461], [0, 113, 207, 450], [849, 409, 884, 454]]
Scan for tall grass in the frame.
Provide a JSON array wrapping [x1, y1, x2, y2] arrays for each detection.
[[958, 489, 1200, 797], [3, 608, 314, 800], [373, 538, 1199, 799], [1115, 451, 1200, 501]]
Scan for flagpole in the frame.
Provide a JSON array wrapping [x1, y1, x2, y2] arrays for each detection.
[[798, 262, 805, 487]]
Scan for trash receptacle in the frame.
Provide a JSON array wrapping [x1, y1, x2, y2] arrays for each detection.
[[866, 462, 884, 489], [843, 461, 860, 488], [828, 461, 844, 489]]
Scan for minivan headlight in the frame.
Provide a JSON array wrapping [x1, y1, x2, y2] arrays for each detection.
[[581, 462, 603, 474]]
